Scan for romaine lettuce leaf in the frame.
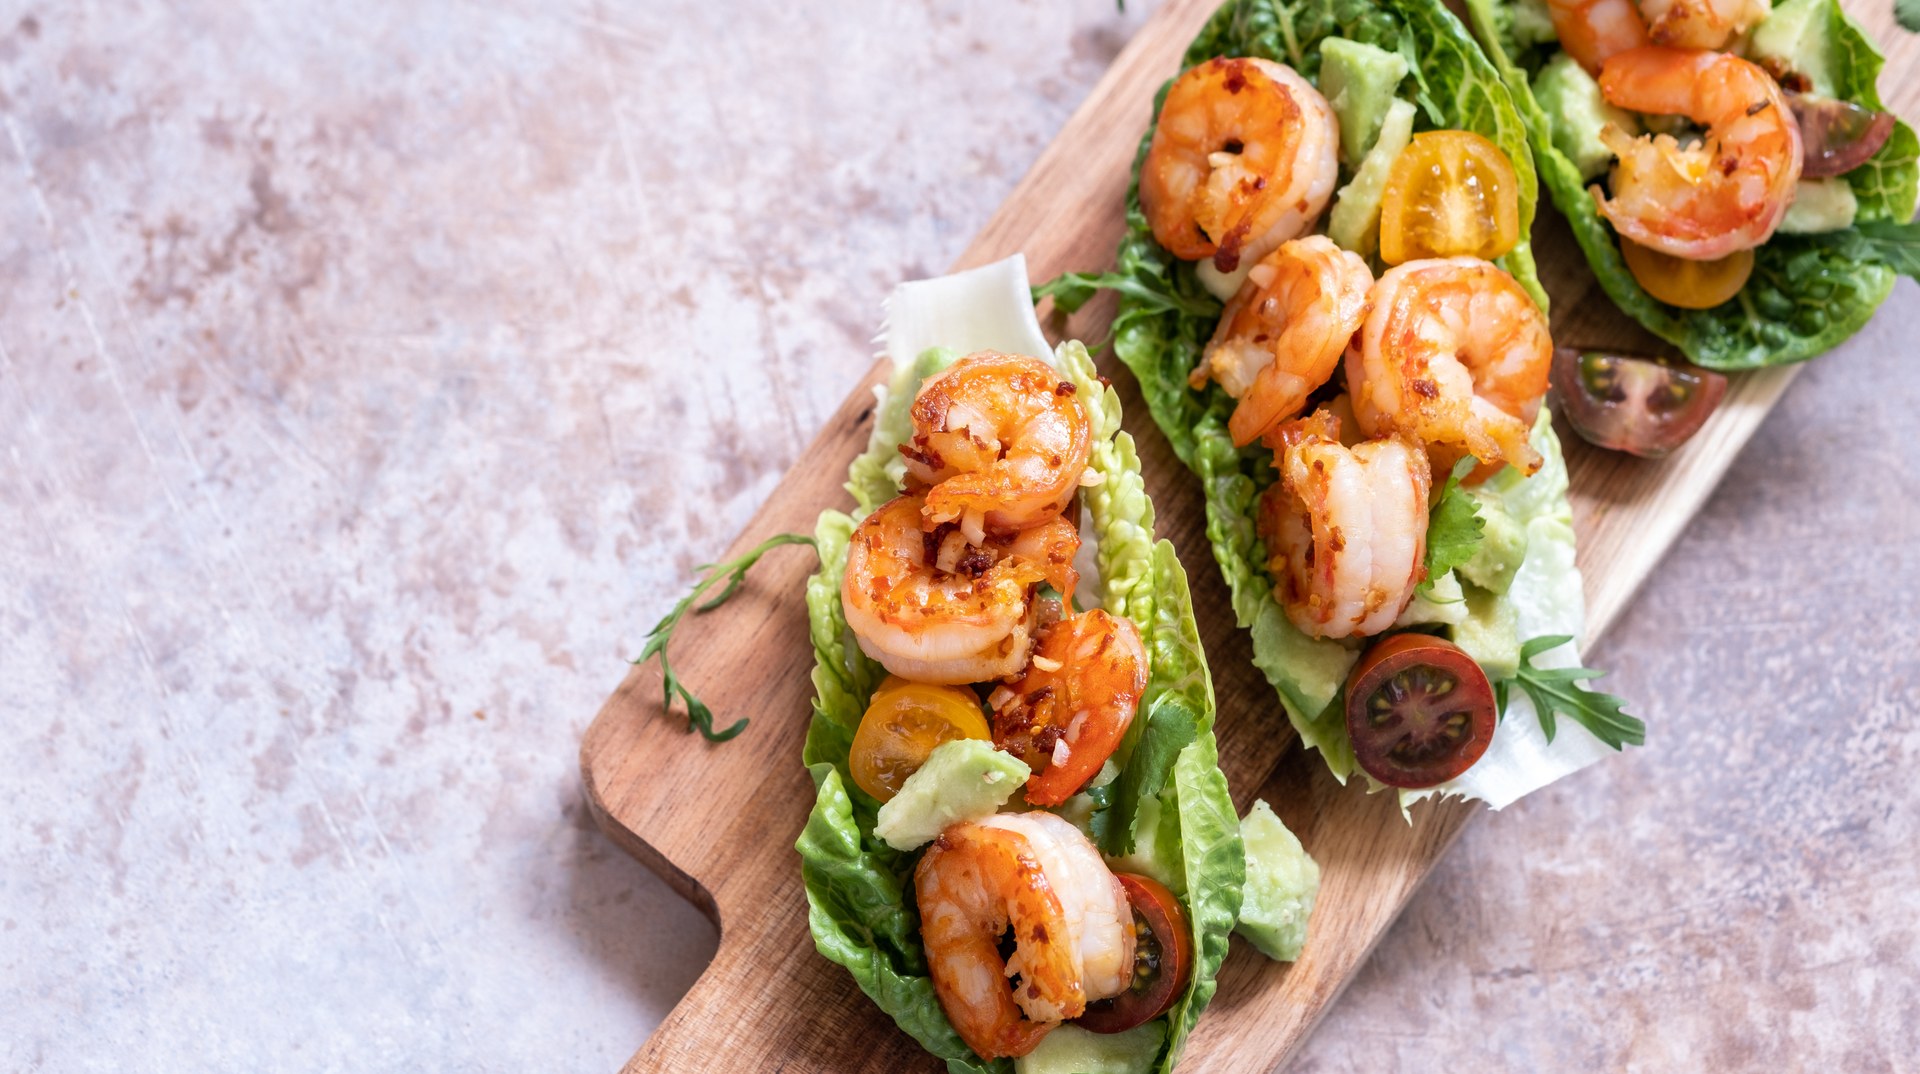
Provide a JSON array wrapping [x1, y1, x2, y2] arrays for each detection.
[[1158, 731, 1245, 1073], [1467, 0, 1917, 369]]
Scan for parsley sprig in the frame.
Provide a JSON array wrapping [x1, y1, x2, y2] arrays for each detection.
[[1496, 635, 1646, 750], [1418, 456, 1484, 598], [634, 532, 816, 742]]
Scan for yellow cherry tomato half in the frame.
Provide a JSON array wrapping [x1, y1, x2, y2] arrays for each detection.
[[1619, 237, 1754, 310], [1378, 131, 1520, 265], [849, 677, 992, 802]]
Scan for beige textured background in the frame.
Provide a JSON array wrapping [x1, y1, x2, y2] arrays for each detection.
[[3, 0, 1916, 1070]]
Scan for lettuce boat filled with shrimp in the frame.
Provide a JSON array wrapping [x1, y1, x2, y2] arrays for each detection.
[[794, 257, 1309, 1074], [1037, 0, 1642, 810], [1467, 0, 1920, 368]]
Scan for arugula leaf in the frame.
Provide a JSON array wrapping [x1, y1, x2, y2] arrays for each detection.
[[1032, 271, 1222, 321], [1499, 634, 1646, 749], [1898, 0, 1920, 33], [1805, 219, 1920, 280], [634, 531, 817, 742], [1103, 692, 1203, 857], [1419, 456, 1485, 596]]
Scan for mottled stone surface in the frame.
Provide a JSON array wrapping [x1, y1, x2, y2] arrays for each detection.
[[3, 0, 1915, 1070]]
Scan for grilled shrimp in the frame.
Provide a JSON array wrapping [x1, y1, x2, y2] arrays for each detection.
[[1344, 257, 1551, 477], [1139, 57, 1341, 275], [1258, 409, 1431, 639], [915, 814, 1136, 1059], [1592, 47, 1800, 260], [989, 609, 1148, 806], [1191, 236, 1374, 447], [843, 494, 1080, 684], [903, 351, 1092, 542], [1547, 0, 1651, 74]]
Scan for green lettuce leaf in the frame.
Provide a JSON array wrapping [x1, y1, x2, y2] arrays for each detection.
[[1157, 732, 1245, 1074], [1467, 0, 1917, 369]]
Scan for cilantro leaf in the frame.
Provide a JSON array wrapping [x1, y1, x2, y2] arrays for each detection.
[[1500, 634, 1646, 750], [634, 532, 817, 742], [1418, 456, 1484, 596]]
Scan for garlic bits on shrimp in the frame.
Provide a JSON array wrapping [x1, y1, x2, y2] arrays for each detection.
[[842, 493, 1079, 685], [902, 351, 1093, 542]]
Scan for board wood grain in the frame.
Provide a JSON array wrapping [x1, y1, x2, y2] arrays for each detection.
[[576, 0, 1881, 1067]]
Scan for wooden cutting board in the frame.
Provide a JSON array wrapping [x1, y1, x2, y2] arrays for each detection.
[[576, 0, 1901, 1067]]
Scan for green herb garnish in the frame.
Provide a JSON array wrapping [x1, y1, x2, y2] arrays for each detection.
[[635, 532, 816, 742], [1496, 635, 1645, 749], [1032, 270, 1222, 323], [1418, 455, 1484, 597]]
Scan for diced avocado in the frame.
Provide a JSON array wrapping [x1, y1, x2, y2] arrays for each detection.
[[1508, 0, 1559, 47], [1233, 799, 1320, 961], [1750, 0, 1837, 98], [1103, 791, 1185, 895], [1327, 97, 1418, 258], [1395, 569, 1468, 629], [872, 739, 1028, 851], [1532, 52, 1641, 181], [1014, 1021, 1167, 1074], [1319, 37, 1411, 164], [1459, 489, 1529, 595], [1452, 581, 1521, 682], [1778, 176, 1859, 233]]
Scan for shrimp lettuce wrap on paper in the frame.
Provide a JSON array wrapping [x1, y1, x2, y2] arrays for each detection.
[[1036, 0, 1642, 813], [796, 257, 1306, 1074], [1466, 0, 1920, 368]]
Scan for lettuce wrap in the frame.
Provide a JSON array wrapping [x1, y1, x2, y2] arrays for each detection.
[[1038, 0, 1639, 811], [796, 257, 1245, 1074], [1467, 0, 1920, 369]]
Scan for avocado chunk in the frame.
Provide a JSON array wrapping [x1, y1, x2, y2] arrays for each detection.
[[1234, 799, 1320, 961], [1532, 51, 1641, 181], [1750, 0, 1837, 98], [1319, 37, 1410, 164], [872, 739, 1029, 851], [1452, 580, 1521, 682], [1014, 1022, 1166, 1074], [1328, 97, 1418, 258], [1459, 488, 1529, 595], [1778, 176, 1859, 233]]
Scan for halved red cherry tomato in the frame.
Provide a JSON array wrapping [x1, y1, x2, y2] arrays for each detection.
[[1074, 873, 1193, 1034], [1552, 347, 1728, 458], [991, 610, 1146, 806], [1620, 237, 1753, 310], [1378, 130, 1520, 265], [1789, 94, 1896, 178], [849, 677, 991, 802], [1345, 634, 1496, 789]]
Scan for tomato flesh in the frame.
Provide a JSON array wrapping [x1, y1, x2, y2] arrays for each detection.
[[1789, 94, 1896, 178], [1552, 347, 1728, 458], [1074, 873, 1193, 1034], [1620, 237, 1753, 310], [1345, 634, 1496, 789], [1378, 130, 1520, 264], [849, 677, 991, 802]]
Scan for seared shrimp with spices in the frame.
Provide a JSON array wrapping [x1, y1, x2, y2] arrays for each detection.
[[903, 352, 1092, 542], [1259, 409, 1431, 639], [989, 608, 1148, 806], [1192, 236, 1374, 446], [1345, 257, 1551, 477], [843, 494, 1080, 684], [914, 814, 1135, 1058], [1139, 57, 1341, 276]]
